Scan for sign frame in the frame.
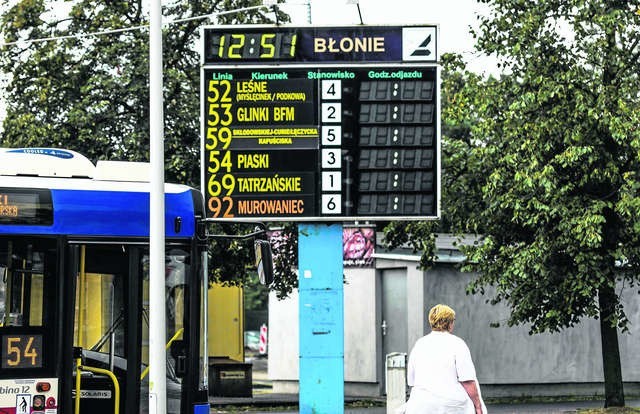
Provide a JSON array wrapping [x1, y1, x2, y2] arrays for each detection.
[[200, 24, 441, 222]]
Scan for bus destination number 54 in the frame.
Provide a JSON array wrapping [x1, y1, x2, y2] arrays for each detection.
[[2, 334, 43, 369]]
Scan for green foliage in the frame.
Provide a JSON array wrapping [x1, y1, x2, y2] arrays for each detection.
[[242, 271, 269, 311], [465, 0, 640, 335], [0, 0, 296, 292], [0, 0, 287, 178], [267, 222, 298, 300], [461, 0, 640, 406], [386, 2, 640, 405], [386, 0, 640, 335]]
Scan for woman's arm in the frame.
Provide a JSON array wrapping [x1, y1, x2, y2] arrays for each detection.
[[460, 380, 483, 414]]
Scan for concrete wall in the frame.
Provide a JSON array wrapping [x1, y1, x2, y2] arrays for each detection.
[[424, 264, 640, 385], [421, 263, 640, 398], [268, 257, 640, 398], [269, 267, 379, 395], [269, 289, 299, 385], [344, 268, 378, 383]]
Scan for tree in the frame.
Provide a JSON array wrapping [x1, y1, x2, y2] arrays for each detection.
[[0, 0, 296, 288], [385, 2, 640, 407], [464, 0, 640, 407], [0, 0, 287, 182]]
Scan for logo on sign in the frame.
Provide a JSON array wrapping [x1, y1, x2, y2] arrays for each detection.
[[410, 34, 432, 57], [402, 27, 437, 62], [7, 148, 74, 159]]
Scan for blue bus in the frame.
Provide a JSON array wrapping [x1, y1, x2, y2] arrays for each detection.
[[0, 148, 238, 414]]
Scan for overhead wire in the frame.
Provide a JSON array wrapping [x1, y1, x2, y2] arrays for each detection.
[[0, 4, 270, 48]]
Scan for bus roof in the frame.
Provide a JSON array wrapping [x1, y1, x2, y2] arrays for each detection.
[[0, 147, 151, 182], [0, 149, 203, 238]]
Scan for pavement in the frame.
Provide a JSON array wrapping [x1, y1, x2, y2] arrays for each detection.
[[209, 356, 640, 413], [211, 393, 640, 414]]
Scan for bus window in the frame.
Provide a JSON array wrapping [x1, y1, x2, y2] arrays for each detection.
[[0, 241, 46, 327], [73, 245, 126, 357], [165, 250, 188, 336], [141, 249, 189, 360], [74, 271, 122, 353], [0, 238, 54, 378], [140, 248, 190, 413], [0, 267, 4, 326], [71, 244, 133, 413]]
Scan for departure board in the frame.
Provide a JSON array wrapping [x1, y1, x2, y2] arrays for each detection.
[[201, 25, 440, 221]]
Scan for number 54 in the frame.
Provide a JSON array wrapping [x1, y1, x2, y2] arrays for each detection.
[[6, 336, 38, 367]]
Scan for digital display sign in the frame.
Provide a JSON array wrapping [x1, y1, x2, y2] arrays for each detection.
[[0, 193, 37, 218], [202, 26, 438, 64], [201, 25, 440, 221], [204, 30, 298, 62], [1, 334, 43, 369], [0, 189, 53, 225]]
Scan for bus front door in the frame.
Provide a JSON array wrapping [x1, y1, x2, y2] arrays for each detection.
[[71, 244, 136, 414], [0, 237, 61, 413], [71, 243, 194, 414]]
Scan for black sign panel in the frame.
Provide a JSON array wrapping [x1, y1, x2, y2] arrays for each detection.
[[201, 25, 440, 221], [202, 26, 438, 64], [2, 334, 44, 369]]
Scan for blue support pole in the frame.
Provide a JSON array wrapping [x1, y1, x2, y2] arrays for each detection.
[[298, 223, 344, 414]]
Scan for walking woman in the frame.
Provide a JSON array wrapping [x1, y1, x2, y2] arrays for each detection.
[[405, 304, 487, 414]]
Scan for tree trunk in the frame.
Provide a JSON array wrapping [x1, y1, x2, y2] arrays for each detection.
[[598, 284, 625, 407]]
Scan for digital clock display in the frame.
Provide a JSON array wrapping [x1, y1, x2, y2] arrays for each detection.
[[204, 31, 298, 62]]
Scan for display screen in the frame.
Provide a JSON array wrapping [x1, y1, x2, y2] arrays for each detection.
[[204, 31, 298, 62], [1, 334, 44, 369], [202, 66, 439, 221], [0, 188, 53, 225], [201, 25, 440, 221], [202, 25, 438, 64], [0, 193, 37, 218]]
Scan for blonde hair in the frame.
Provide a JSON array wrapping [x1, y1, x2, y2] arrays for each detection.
[[428, 304, 455, 331]]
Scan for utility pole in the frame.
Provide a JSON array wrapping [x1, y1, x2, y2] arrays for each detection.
[[148, 0, 167, 413]]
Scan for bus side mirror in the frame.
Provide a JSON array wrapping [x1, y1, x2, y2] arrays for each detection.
[[254, 239, 274, 286]]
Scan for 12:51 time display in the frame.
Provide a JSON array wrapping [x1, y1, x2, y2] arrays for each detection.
[[204, 31, 297, 62]]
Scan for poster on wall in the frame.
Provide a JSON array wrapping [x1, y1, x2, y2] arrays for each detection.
[[342, 227, 375, 268], [267, 227, 376, 268]]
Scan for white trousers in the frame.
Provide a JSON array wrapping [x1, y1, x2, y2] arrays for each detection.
[[403, 385, 487, 414]]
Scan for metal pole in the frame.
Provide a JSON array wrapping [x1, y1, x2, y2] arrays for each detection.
[[298, 224, 344, 414], [149, 0, 167, 413]]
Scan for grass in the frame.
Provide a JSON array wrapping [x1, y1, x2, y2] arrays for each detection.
[[577, 409, 640, 414]]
